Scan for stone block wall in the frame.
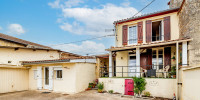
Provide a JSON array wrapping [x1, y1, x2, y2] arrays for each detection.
[[170, 0, 200, 66]]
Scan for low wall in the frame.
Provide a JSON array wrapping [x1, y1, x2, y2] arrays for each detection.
[[181, 67, 200, 100], [0, 68, 29, 93], [145, 78, 176, 99], [99, 78, 176, 99]]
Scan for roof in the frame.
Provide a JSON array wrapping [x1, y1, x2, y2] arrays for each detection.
[[95, 54, 115, 58], [106, 38, 192, 52], [114, 7, 179, 24], [0, 33, 52, 49], [21, 58, 96, 65], [0, 45, 60, 51]]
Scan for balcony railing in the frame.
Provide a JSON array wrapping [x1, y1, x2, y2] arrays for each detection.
[[99, 64, 184, 78]]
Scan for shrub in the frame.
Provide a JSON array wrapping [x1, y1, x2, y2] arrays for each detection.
[[144, 91, 151, 97], [97, 82, 104, 90], [133, 77, 147, 96], [108, 90, 113, 94]]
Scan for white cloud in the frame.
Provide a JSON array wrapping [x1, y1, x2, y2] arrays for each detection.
[[48, 0, 84, 8], [59, 4, 139, 35], [0, 26, 2, 30], [52, 41, 106, 55], [7, 24, 25, 35]]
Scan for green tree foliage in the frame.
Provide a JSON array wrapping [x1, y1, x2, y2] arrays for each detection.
[[133, 77, 147, 96]]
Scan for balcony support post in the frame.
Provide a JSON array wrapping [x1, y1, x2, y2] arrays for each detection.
[[109, 51, 113, 77], [136, 47, 140, 77]]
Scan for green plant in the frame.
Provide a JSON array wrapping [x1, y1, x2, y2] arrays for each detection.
[[88, 85, 92, 88], [108, 90, 113, 94], [169, 66, 176, 77], [133, 77, 147, 96], [144, 91, 151, 97], [89, 83, 93, 86], [97, 82, 104, 93]]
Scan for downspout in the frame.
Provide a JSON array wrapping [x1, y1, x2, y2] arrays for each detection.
[[176, 42, 179, 100]]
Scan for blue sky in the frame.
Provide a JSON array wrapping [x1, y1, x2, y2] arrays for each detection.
[[0, 0, 169, 55]]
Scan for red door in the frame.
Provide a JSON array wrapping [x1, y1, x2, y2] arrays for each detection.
[[125, 79, 134, 96]]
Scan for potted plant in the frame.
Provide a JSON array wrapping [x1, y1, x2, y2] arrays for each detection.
[[97, 82, 104, 93], [133, 77, 146, 97], [170, 66, 176, 78], [171, 56, 176, 61], [108, 90, 113, 94]]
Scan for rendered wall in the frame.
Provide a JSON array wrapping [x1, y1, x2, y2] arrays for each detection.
[[0, 48, 59, 66], [99, 78, 127, 94], [75, 63, 96, 93], [115, 12, 180, 47], [28, 63, 96, 94], [99, 78, 176, 99], [115, 51, 128, 77], [181, 67, 200, 100], [0, 68, 29, 93], [145, 78, 176, 99]]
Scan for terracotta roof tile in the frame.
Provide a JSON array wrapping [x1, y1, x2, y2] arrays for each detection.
[[0, 33, 52, 49]]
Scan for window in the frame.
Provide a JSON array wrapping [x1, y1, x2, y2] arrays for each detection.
[[152, 48, 164, 70], [34, 70, 37, 79], [128, 26, 137, 45], [152, 21, 163, 41], [56, 70, 62, 79]]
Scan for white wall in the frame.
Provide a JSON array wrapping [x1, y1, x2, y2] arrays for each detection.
[[0, 48, 59, 66], [99, 78, 128, 94], [145, 78, 176, 99], [181, 67, 200, 100], [0, 68, 29, 93], [75, 63, 96, 93], [99, 78, 176, 99]]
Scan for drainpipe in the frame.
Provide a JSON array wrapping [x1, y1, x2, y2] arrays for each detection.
[[176, 42, 179, 100]]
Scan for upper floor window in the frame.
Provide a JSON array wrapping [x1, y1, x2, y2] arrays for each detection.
[[128, 26, 137, 45], [152, 20, 164, 42]]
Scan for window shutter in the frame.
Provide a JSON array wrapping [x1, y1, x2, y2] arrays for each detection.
[[164, 47, 171, 68], [122, 25, 128, 45], [164, 16, 171, 40], [146, 49, 152, 69], [137, 21, 143, 43], [146, 20, 152, 43], [140, 53, 147, 69]]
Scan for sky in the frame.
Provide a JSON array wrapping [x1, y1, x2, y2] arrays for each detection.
[[0, 0, 169, 56]]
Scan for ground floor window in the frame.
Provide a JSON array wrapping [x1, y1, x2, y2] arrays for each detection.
[[56, 70, 62, 79]]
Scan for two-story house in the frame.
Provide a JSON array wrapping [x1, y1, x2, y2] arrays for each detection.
[[106, 7, 191, 78]]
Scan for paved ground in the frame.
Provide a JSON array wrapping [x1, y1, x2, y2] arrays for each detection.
[[0, 90, 149, 100]]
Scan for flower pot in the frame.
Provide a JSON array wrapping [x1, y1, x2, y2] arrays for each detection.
[[173, 75, 176, 78], [98, 89, 103, 93]]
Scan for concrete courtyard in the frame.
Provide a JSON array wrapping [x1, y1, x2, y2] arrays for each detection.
[[0, 90, 149, 100]]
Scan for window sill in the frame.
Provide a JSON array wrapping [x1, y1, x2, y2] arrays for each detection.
[[55, 78, 63, 80]]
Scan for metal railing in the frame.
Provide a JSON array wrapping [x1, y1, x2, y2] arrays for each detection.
[[99, 64, 186, 78]]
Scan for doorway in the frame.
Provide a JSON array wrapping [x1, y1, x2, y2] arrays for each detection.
[[44, 67, 49, 89], [128, 56, 136, 77]]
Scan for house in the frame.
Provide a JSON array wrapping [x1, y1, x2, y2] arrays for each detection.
[[95, 54, 115, 78], [0, 33, 96, 94], [99, 7, 193, 99]]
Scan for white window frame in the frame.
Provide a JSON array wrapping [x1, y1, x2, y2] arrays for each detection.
[[128, 25, 138, 45], [152, 47, 164, 70], [55, 70, 63, 79], [151, 20, 164, 42]]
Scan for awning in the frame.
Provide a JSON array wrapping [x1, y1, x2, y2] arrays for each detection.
[[106, 38, 192, 52]]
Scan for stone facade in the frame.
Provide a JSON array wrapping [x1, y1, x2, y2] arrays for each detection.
[[170, 0, 200, 66]]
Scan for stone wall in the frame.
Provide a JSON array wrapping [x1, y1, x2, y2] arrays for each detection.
[[170, 0, 200, 66]]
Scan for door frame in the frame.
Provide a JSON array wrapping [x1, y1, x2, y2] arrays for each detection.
[[152, 47, 164, 70], [128, 55, 136, 77], [44, 67, 49, 89]]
